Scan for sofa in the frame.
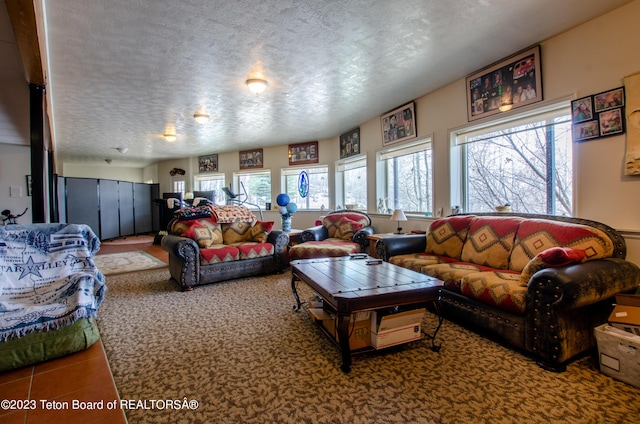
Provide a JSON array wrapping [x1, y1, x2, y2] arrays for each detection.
[[161, 205, 289, 291], [376, 213, 640, 371], [0, 223, 105, 371], [288, 210, 375, 260]]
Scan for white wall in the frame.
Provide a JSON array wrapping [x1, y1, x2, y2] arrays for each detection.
[[62, 163, 144, 182], [0, 143, 33, 223]]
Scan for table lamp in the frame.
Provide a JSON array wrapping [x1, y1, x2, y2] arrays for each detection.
[[390, 209, 407, 234]]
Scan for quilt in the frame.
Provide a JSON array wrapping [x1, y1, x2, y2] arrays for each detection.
[[0, 223, 106, 341]]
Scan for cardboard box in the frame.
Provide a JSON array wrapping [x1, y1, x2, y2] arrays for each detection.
[[308, 308, 371, 351], [370, 308, 425, 349], [594, 324, 640, 388], [608, 294, 640, 336]]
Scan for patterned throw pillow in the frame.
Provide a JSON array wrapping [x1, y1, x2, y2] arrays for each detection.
[[519, 247, 586, 286], [425, 215, 475, 259], [247, 221, 274, 243], [334, 217, 364, 240], [182, 222, 221, 248], [460, 216, 523, 269], [222, 221, 254, 244]]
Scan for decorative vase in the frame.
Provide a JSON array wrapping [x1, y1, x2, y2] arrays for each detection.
[[282, 215, 292, 232]]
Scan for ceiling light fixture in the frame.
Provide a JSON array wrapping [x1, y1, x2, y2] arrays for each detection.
[[193, 112, 210, 124], [246, 78, 269, 95], [164, 133, 177, 142], [115, 147, 128, 154]]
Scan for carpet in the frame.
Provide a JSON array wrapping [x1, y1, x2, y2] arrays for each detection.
[[97, 269, 640, 424], [94, 251, 167, 276]]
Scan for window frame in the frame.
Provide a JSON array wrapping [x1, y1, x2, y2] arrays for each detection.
[[336, 155, 367, 211], [281, 165, 329, 210], [232, 170, 272, 211]]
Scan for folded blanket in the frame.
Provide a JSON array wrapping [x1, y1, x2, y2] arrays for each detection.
[[0, 224, 106, 341]]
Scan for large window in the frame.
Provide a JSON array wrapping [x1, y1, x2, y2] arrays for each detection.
[[452, 103, 572, 215], [336, 157, 366, 210], [193, 174, 226, 204], [234, 171, 271, 210], [282, 166, 329, 210], [377, 139, 432, 214], [172, 179, 185, 197]]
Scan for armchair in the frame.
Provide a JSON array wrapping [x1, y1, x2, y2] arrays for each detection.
[[288, 210, 374, 260]]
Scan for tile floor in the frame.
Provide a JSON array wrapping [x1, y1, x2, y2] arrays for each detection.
[[0, 235, 168, 424]]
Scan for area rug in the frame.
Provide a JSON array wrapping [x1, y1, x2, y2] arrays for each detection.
[[97, 269, 640, 424], [94, 251, 167, 276]]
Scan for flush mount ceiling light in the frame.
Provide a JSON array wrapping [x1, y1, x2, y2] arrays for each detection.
[[246, 78, 269, 95], [164, 133, 177, 142], [115, 147, 128, 154], [193, 112, 210, 124]]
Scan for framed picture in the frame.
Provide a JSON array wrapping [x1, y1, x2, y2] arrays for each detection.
[[288, 141, 318, 165], [340, 128, 360, 159], [466, 45, 542, 121], [572, 97, 593, 123], [381, 102, 416, 146], [572, 86, 625, 142], [594, 87, 625, 112], [239, 149, 263, 170], [599, 108, 624, 137], [198, 154, 218, 173], [573, 120, 600, 142]]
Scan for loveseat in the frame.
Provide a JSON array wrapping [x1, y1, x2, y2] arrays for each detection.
[[288, 210, 374, 260], [161, 205, 289, 291], [376, 213, 640, 371]]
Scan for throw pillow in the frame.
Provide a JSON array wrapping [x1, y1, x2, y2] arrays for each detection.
[[182, 222, 221, 248], [519, 247, 586, 286], [247, 221, 274, 243], [334, 217, 364, 240]]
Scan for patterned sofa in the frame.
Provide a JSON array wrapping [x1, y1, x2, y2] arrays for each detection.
[[288, 210, 374, 260], [376, 213, 640, 371], [161, 205, 289, 290]]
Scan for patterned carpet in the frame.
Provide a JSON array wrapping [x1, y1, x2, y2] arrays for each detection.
[[97, 269, 640, 424], [93, 251, 167, 276]]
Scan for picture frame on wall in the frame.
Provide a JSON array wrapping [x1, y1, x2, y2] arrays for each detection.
[[466, 45, 542, 121], [288, 141, 318, 165], [380, 102, 416, 146], [198, 154, 218, 173], [239, 149, 264, 170], [340, 128, 360, 159], [571, 86, 625, 142]]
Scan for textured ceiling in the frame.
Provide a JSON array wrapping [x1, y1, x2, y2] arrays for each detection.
[[39, 0, 632, 167]]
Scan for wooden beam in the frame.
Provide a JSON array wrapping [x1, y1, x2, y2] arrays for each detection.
[[6, 0, 44, 85]]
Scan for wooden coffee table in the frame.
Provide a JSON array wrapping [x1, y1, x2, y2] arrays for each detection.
[[290, 255, 444, 372]]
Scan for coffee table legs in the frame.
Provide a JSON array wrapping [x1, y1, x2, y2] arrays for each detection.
[[337, 313, 352, 373], [291, 275, 303, 312]]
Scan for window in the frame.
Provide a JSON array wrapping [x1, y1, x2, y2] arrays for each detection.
[[452, 103, 572, 215], [377, 139, 432, 214], [172, 179, 185, 197], [194, 174, 226, 204], [234, 171, 271, 210], [282, 166, 329, 210], [336, 157, 366, 210]]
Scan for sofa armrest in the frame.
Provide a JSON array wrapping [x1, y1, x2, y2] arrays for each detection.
[[161, 234, 200, 289], [267, 230, 289, 272], [376, 235, 426, 262], [528, 258, 640, 310], [353, 226, 375, 249], [301, 225, 328, 242]]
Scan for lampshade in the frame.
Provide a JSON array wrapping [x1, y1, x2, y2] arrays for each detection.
[[390, 209, 407, 222], [246, 78, 269, 94], [193, 112, 209, 124], [163, 133, 177, 142]]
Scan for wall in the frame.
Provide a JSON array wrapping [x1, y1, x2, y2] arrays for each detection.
[[62, 163, 145, 182], [0, 143, 33, 223]]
